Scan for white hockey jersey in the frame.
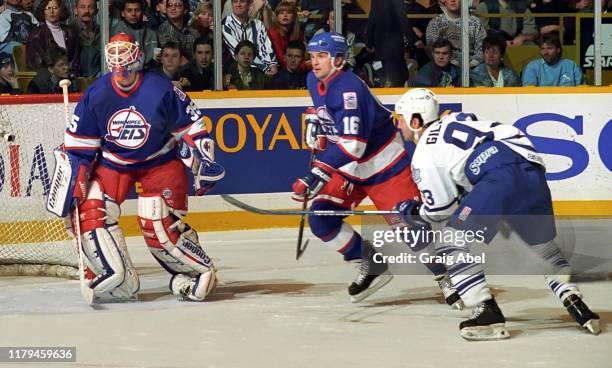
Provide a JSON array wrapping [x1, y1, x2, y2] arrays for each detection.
[[411, 112, 545, 221]]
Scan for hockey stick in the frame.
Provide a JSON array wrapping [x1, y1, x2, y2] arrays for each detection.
[[221, 194, 399, 216], [60, 79, 94, 304], [295, 152, 315, 260]]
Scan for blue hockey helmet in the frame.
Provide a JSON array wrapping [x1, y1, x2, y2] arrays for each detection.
[[307, 32, 348, 59]]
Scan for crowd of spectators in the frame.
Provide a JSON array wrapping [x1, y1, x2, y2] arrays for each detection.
[[0, 0, 610, 94]]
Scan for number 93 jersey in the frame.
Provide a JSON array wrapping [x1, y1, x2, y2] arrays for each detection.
[[412, 112, 545, 221], [307, 71, 410, 186], [64, 72, 204, 170]]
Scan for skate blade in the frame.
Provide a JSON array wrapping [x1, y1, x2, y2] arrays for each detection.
[[584, 319, 601, 335], [451, 300, 464, 311], [350, 272, 394, 303], [460, 323, 510, 341]]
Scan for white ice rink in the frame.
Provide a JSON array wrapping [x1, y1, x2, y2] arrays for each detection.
[[0, 228, 610, 368]]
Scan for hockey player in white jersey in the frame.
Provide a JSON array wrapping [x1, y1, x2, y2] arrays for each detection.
[[393, 88, 600, 340]]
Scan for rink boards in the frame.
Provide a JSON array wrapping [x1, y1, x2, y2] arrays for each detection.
[[0, 87, 611, 235]]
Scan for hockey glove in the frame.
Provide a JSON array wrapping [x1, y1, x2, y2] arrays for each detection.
[[178, 138, 225, 196], [304, 106, 327, 151], [394, 200, 432, 251], [292, 162, 334, 202]]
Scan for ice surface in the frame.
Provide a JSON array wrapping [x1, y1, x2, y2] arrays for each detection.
[[0, 228, 610, 368]]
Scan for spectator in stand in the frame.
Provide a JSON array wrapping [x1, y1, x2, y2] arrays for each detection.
[[222, 0, 278, 75], [178, 37, 214, 91], [270, 39, 307, 89], [0, 0, 39, 54], [300, 0, 332, 39], [157, 0, 199, 61], [20, 0, 34, 12], [267, 1, 303, 71], [474, 0, 539, 46], [529, 0, 573, 38], [366, 0, 414, 87], [414, 37, 460, 87], [27, 46, 78, 93], [0, 52, 20, 93], [146, 0, 167, 29], [69, 0, 99, 77], [522, 32, 582, 86], [111, 0, 158, 67], [250, 0, 275, 28], [188, 2, 212, 41], [426, 0, 486, 68], [403, 0, 437, 69], [27, 0, 80, 75], [153, 41, 189, 89], [224, 39, 268, 90], [314, 9, 358, 67], [470, 35, 520, 87]]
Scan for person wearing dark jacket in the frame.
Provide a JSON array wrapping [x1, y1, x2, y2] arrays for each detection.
[[26, 0, 80, 75], [27, 47, 78, 93], [0, 52, 21, 94], [178, 37, 214, 91], [365, 0, 415, 87]]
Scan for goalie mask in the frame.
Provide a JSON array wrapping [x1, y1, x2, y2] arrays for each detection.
[[104, 33, 144, 82]]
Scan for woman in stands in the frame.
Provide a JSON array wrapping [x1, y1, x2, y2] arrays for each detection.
[[26, 0, 80, 76], [267, 1, 304, 71]]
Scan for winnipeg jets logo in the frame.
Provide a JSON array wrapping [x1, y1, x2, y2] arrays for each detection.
[[105, 106, 151, 149], [316, 106, 339, 142]]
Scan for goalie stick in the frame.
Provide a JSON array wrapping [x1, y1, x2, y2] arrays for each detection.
[[221, 194, 399, 216], [60, 79, 94, 305]]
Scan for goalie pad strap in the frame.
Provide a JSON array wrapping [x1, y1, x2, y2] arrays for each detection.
[[138, 195, 213, 275]]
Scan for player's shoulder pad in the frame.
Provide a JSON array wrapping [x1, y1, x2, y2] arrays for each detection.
[[326, 72, 365, 110], [78, 73, 112, 105]]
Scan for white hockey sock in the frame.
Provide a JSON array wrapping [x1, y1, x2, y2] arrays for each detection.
[[545, 275, 580, 300]]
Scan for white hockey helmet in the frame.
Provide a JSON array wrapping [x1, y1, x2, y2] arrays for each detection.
[[104, 33, 144, 82], [395, 88, 440, 129]]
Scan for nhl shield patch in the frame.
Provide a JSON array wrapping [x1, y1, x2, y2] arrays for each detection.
[[343, 92, 357, 110]]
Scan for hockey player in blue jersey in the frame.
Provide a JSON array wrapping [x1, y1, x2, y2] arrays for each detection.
[[393, 88, 600, 340], [46, 33, 225, 302], [291, 32, 462, 306]]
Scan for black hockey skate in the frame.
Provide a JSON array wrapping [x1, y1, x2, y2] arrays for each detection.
[[434, 274, 463, 310], [348, 242, 393, 303], [563, 293, 601, 335], [460, 298, 510, 341]]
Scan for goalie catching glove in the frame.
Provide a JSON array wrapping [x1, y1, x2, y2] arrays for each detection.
[[292, 161, 334, 201], [178, 135, 225, 195]]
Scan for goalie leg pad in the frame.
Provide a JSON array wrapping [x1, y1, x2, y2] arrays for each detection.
[[138, 195, 214, 275], [78, 180, 139, 299]]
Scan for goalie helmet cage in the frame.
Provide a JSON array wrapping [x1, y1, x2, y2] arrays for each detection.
[[0, 95, 81, 278]]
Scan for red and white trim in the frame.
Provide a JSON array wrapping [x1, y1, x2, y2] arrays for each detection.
[[338, 132, 406, 181], [64, 131, 101, 150], [337, 136, 367, 160]]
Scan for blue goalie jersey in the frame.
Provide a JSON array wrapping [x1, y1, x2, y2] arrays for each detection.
[[307, 70, 410, 185], [64, 72, 205, 170]]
